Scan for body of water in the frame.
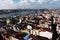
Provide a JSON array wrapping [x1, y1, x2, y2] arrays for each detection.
[[0, 10, 40, 18]]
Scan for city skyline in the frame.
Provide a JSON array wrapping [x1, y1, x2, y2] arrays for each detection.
[[0, 0, 60, 9]]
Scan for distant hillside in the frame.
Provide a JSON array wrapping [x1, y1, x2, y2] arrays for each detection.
[[0, 9, 49, 14]]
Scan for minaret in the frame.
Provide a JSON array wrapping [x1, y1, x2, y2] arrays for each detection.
[[51, 13, 58, 40]]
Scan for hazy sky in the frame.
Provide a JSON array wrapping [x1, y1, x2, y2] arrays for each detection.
[[0, 0, 60, 9]]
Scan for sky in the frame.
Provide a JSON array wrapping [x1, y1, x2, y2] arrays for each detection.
[[0, 0, 60, 9]]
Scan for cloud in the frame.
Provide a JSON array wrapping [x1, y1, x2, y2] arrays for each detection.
[[0, 0, 31, 9], [52, 0, 59, 2], [0, 0, 18, 9], [30, 0, 48, 4], [49, 0, 60, 3], [18, 0, 48, 7], [0, 0, 60, 9], [38, 0, 46, 4]]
